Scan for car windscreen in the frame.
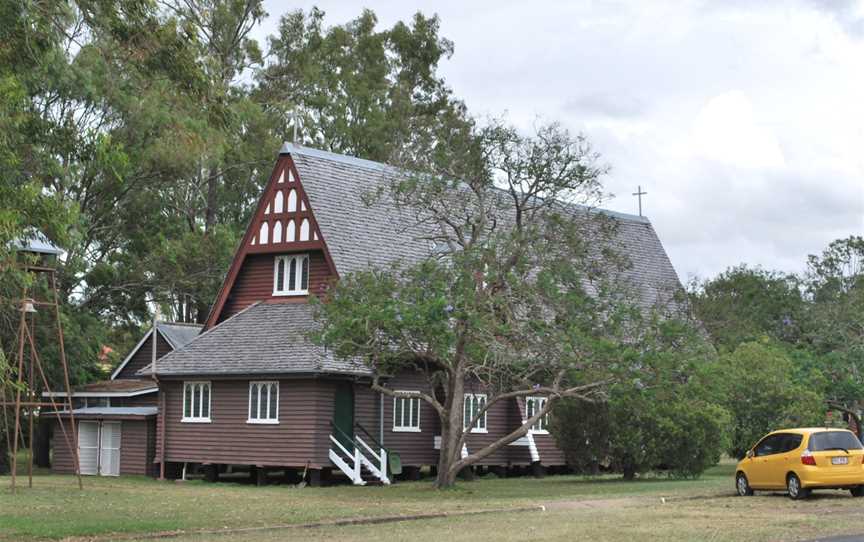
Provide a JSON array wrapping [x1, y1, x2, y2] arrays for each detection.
[[808, 431, 864, 452]]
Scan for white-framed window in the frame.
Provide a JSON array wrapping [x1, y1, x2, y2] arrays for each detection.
[[393, 392, 421, 432], [287, 189, 297, 212], [273, 254, 309, 296], [526, 396, 549, 434], [182, 381, 211, 422], [463, 393, 488, 433], [274, 190, 284, 213], [83, 397, 110, 408], [248, 381, 279, 424]]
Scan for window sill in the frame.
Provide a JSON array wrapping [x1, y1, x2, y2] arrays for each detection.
[[393, 427, 421, 433], [529, 430, 549, 436], [272, 291, 308, 297], [181, 418, 212, 424], [247, 419, 279, 425], [468, 428, 488, 434]]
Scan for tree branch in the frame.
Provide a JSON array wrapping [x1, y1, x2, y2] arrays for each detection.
[[372, 375, 445, 417]]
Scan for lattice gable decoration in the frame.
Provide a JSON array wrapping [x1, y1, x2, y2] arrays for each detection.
[[248, 158, 323, 252], [203, 154, 337, 329]]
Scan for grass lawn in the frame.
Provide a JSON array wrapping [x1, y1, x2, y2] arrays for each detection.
[[2, 459, 864, 541]]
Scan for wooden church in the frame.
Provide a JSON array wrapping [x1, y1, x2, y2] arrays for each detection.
[[50, 144, 683, 484]]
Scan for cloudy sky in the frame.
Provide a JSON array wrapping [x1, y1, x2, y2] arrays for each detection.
[[256, 0, 864, 282]]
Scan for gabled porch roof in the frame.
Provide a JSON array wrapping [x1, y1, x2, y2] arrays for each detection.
[[139, 302, 369, 377]]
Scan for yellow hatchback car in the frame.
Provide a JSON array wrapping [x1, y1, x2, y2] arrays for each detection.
[[736, 428, 864, 499]]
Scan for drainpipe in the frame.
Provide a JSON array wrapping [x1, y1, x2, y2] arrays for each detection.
[[151, 308, 166, 480], [379, 391, 384, 447]]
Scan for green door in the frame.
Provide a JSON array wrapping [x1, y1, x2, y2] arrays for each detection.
[[333, 382, 354, 453]]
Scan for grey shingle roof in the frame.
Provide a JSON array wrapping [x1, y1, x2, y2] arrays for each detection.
[[158, 322, 202, 350], [152, 145, 684, 376], [288, 144, 683, 314], [289, 145, 432, 276], [142, 303, 369, 377]]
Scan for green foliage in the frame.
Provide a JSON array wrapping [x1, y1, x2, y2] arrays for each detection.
[[2, 1, 468, 381], [549, 399, 609, 474], [314, 119, 621, 487], [259, 7, 466, 162], [654, 400, 731, 479], [688, 265, 804, 352], [554, 314, 729, 480], [704, 341, 825, 459], [690, 240, 862, 451], [802, 236, 864, 405]]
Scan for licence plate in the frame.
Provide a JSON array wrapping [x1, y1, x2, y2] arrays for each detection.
[[832, 456, 849, 465]]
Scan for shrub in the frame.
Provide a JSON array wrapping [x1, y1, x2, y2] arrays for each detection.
[[549, 398, 610, 475]]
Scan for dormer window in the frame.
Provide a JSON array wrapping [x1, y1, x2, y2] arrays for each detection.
[[273, 254, 309, 296]]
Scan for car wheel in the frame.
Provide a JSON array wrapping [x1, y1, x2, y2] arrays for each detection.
[[787, 473, 810, 500], [850, 486, 864, 497], [736, 472, 754, 496]]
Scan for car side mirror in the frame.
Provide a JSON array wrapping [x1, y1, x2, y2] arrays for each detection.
[[746, 449, 754, 459]]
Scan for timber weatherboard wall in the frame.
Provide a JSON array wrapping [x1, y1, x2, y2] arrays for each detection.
[[113, 393, 159, 408], [218, 251, 333, 323], [158, 378, 336, 468], [52, 418, 157, 476], [354, 370, 442, 467], [115, 333, 173, 380], [354, 370, 566, 469]]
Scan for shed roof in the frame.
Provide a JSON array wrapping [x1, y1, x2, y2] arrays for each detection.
[[10, 231, 63, 255], [43, 379, 157, 398], [54, 407, 158, 418], [140, 302, 368, 377]]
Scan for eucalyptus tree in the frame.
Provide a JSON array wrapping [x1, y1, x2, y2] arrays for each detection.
[[258, 7, 465, 163], [315, 120, 638, 488]]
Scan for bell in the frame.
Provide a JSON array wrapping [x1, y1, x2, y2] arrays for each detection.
[[21, 299, 37, 313]]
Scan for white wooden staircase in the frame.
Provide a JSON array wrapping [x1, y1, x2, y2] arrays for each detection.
[[329, 423, 390, 486]]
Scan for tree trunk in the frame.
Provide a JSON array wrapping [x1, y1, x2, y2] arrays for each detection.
[[0, 427, 9, 475], [623, 465, 636, 481], [434, 372, 465, 489], [204, 170, 219, 234]]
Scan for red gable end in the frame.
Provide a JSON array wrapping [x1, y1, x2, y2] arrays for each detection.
[[204, 154, 338, 329]]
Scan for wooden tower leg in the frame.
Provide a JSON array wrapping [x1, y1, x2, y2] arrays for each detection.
[[27, 328, 76, 488], [27, 316, 35, 488], [50, 272, 82, 490], [10, 303, 27, 492]]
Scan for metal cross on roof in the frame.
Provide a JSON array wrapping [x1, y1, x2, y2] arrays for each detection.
[[632, 185, 647, 217]]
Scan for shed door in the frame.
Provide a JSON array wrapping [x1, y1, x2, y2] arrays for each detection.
[[99, 422, 121, 476], [78, 421, 99, 475]]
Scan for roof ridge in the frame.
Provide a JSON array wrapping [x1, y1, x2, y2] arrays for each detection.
[[282, 142, 650, 224], [159, 322, 204, 328], [280, 143, 392, 173]]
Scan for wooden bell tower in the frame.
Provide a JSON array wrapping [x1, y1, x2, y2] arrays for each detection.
[[1, 232, 82, 491]]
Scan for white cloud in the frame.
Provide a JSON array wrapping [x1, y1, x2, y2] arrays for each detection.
[[690, 91, 785, 169], [257, 0, 864, 279]]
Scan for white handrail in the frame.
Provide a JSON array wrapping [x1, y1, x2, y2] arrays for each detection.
[[355, 435, 390, 484], [355, 435, 379, 461], [329, 433, 390, 485], [329, 434, 353, 460]]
